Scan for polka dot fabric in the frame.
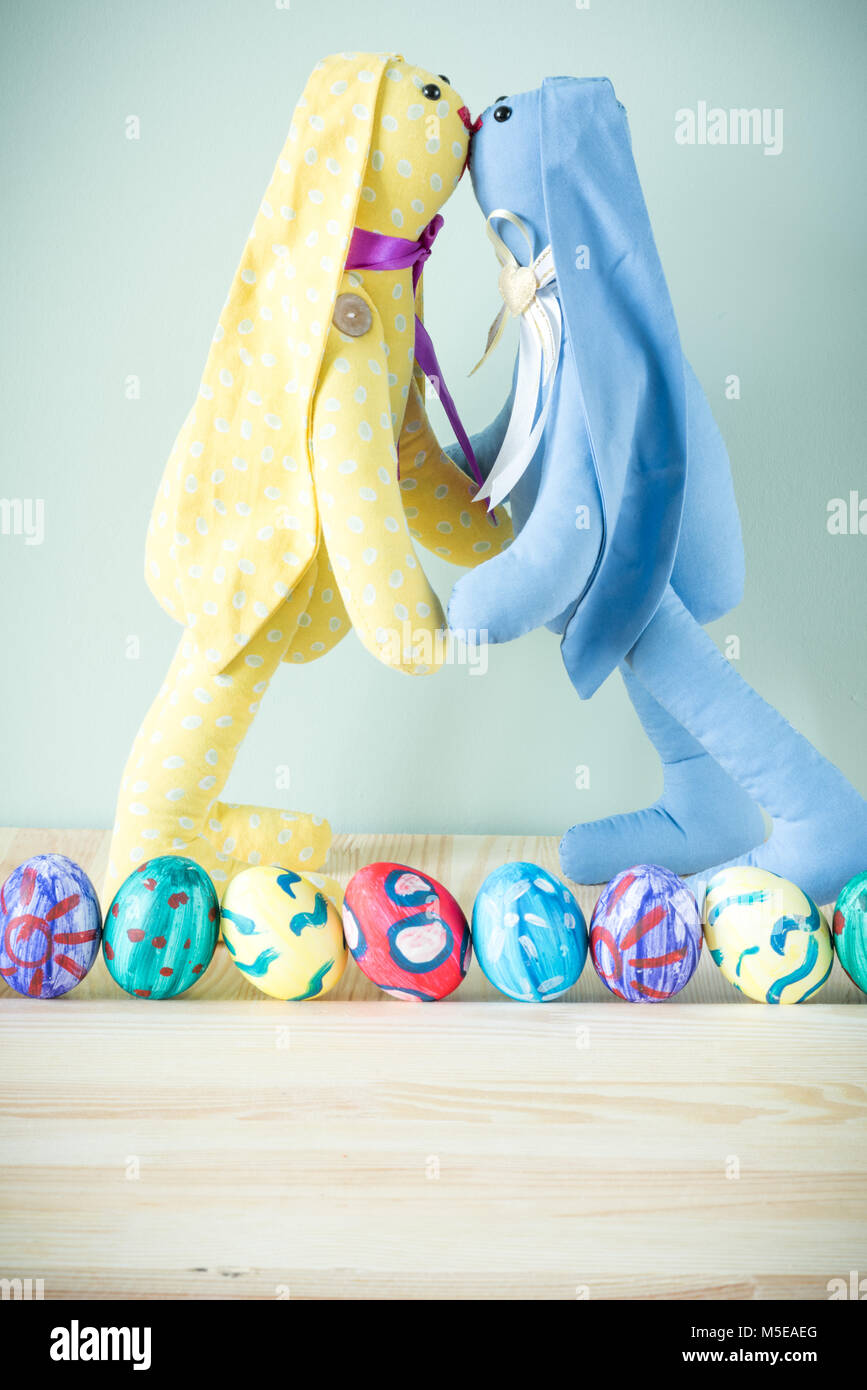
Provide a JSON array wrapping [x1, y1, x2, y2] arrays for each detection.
[[145, 53, 387, 669]]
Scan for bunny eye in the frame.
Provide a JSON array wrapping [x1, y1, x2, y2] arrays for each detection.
[[422, 83, 442, 101], [493, 104, 512, 122], [438, 74, 451, 86]]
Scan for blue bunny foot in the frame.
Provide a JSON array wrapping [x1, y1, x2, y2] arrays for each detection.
[[559, 751, 766, 885], [687, 783, 867, 909]]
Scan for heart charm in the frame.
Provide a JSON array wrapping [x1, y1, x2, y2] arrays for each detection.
[[498, 263, 537, 317]]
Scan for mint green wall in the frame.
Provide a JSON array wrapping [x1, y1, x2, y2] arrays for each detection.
[[1, 0, 864, 833]]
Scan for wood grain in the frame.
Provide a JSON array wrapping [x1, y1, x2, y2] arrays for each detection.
[[1, 828, 865, 1299]]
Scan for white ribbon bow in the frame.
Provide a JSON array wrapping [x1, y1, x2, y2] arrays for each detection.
[[471, 210, 561, 510]]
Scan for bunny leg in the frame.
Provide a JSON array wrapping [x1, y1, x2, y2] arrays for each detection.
[[104, 582, 330, 905], [623, 586, 867, 906], [448, 370, 602, 642], [560, 664, 765, 883], [312, 322, 451, 675], [397, 379, 512, 566]]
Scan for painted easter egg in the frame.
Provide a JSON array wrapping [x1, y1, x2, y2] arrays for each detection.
[[221, 866, 346, 1000], [589, 864, 701, 1002], [703, 866, 833, 1004], [343, 863, 470, 1001], [472, 862, 587, 1002], [103, 856, 219, 999], [0, 854, 102, 998], [832, 869, 867, 994]]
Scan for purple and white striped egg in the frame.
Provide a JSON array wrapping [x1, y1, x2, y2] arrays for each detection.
[[590, 864, 701, 1002]]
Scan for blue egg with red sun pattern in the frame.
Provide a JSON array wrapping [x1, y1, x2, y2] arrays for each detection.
[[471, 862, 588, 1001], [0, 854, 102, 998]]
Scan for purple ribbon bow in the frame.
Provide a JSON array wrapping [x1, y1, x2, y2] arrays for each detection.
[[345, 216, 484, 492]]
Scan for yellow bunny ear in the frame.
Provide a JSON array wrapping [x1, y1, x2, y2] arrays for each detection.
[[145, 53, 392, 670]]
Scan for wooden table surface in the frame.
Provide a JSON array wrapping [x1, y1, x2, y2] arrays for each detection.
[[1, 827, 865, 1299]]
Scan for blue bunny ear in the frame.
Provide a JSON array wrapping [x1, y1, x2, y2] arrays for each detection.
[[540, 77, 688, 697]]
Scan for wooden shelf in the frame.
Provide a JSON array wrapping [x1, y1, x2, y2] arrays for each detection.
[[1, 828, 865, 1299]]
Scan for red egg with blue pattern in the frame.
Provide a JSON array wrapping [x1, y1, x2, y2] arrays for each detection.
[[342, 863, 471, 1000]]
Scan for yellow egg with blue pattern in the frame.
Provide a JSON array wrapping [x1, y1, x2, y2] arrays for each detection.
[[703, 867, 833, 1004], [221, 866, 346, 1000]]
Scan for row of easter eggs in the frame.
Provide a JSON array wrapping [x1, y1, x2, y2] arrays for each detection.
[[1, 853, 866, 1005]]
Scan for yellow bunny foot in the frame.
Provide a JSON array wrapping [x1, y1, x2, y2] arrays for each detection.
[[201, 802, 331, 872]]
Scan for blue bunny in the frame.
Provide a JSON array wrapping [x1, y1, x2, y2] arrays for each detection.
[[447, 77, 867, 905]]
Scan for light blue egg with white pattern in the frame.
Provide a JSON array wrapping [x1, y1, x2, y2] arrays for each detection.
[[472, 862, 588, 1001]]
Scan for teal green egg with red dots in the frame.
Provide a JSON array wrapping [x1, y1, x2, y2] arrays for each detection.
[[103, 856, 219, 999], [832, 870, 867, 995]]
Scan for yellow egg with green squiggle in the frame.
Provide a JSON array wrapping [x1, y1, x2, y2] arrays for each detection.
[[221, 866, 346, 1000], [703, 867, 832, 1004]]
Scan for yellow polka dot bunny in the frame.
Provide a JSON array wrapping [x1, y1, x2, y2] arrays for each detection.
[[105, 53, 511, 903]]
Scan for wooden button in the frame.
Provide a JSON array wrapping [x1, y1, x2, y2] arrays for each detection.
[[333, 292, 372, 337]]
